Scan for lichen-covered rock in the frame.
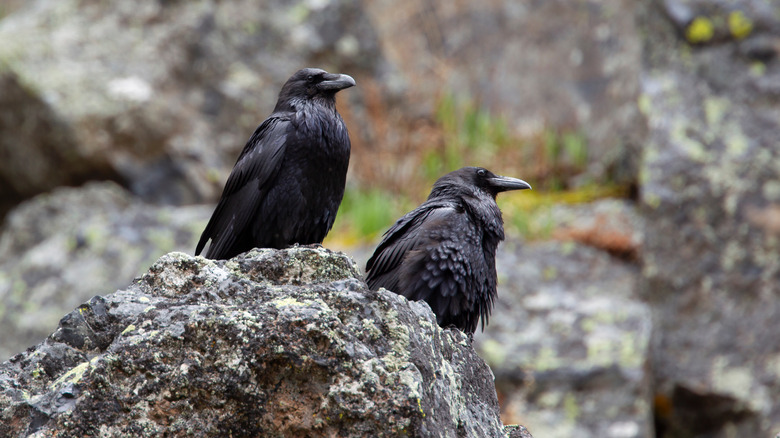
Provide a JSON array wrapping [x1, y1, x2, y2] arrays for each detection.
[[0, 0, 380, 212], [0, 247, 515, 437], [0, 182, 211, 361], [475, 241, 652, 438], [637, 1, 780, 436]]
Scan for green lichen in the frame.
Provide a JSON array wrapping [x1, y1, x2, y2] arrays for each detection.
[[360, 318, 382, 341], [711, 357, 768, 412], [619, 333, 643, 369], [671, 120, 708, 162], [535, 346, 562, 371], [703, 97, 729, 127], [750, 61, 766, 77], [637, 93, 652, 116], [542, 266, 558, 281], [563, 393, 579, 420], [725, 126, 749, 157], [586, 336, 618, 367], [479, 339, 508, 368], [762, 181, 780, 201]]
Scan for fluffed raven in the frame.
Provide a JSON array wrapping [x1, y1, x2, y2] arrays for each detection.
[[365, 167, 531, 334], [196, 68, 355, 259]]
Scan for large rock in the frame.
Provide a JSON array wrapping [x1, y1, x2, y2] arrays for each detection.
[[0, 0, 381, 213], [476, 240, 652, 438], [638, 1, 780, 436], [0, 247, 520, 437], [363, 0, 644, 186], [0, 182, 211, 361], [0, 0, 644, 219]]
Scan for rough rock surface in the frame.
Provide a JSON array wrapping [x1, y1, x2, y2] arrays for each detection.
[[638, 1, 780, 436], [0, 0, 642, 219], [0, 0, 381, 212], [0, 182, 211, 361], [0, 247, 518, 437], [475, 241, 652, 438]]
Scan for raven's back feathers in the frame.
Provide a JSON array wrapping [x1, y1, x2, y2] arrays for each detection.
[[365, 167, 530, 334]]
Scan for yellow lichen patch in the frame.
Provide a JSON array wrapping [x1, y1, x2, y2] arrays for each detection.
[[51, 361, 91, 388], [728, 10, 753, 40], [686, 16, 714, 44], [417, 398, 425, 417], [121, 324, 136, 336]]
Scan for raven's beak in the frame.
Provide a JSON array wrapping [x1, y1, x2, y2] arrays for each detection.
[[489, 175, 532, 192], [318, 73, 356, 91]]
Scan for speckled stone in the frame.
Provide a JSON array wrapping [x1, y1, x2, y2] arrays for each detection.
[[0, 182, 212, 362], [638, 1, 780, 436], [475, 241, 652, 438], [0, 246, 520, 437]]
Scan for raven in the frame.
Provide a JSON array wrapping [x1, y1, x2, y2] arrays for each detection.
[[365, 167, 531, 334], [196, 68, 355, 259]]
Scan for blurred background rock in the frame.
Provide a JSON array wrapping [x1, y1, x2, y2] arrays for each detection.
[[0, 1, 778, 437]]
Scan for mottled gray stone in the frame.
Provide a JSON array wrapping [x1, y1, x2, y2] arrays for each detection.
[[0, 182, 211, 361], [0, 247, 519, 437], [638, 1, 780, 436], [475, 241, 652, 438], [0, 0, 381, 213]]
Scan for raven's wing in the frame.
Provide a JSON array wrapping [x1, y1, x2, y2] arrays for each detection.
[[366, 201, 486, 333], [196, 116, 290, 258], [365, 201, 456, 293]]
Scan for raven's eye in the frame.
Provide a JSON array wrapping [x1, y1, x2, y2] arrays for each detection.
[[477, 169, 487, 177], [307, 74, 314, 82]]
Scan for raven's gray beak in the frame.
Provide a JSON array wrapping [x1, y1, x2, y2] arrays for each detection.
[[489, 175, 532, 192], [318, 73, 356, 91]]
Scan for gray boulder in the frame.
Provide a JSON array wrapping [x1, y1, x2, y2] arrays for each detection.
[[0, 246, 524, 437], [0, 0, 381, 212], [0, 0, 644, 220], [0, 182, 211, 361], [638, 1, 780, 436], [475, 240, 652, 438]]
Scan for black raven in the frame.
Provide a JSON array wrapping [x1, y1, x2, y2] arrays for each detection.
[[196, 68, 355, 259], [365, 167, 531, 334]]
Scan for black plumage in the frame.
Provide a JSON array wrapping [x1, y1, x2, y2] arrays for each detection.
[[365, 167, 531, 334], [196, 68, 355, 259]]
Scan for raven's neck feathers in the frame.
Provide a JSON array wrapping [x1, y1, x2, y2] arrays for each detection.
[[426, 187, 506, 242], [275, 94, 337, 113]]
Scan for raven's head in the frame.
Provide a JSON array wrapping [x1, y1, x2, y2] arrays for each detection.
[[431, 167, 531, 200], [278, 68, 356, 104]]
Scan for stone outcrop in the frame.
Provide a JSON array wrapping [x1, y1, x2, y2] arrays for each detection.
[[476, 240, 652, 438], [0, 247, 521, 437], [638, 1, 780, 436]]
